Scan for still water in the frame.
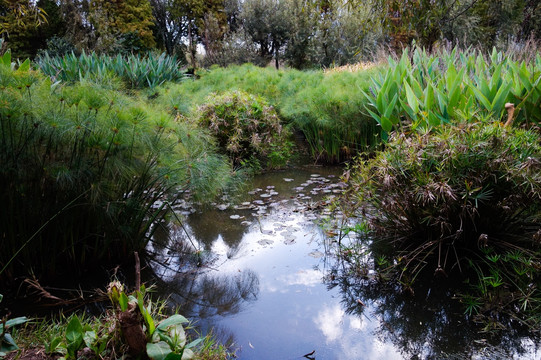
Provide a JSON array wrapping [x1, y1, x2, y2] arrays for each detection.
[[148, 165, 540, 359]]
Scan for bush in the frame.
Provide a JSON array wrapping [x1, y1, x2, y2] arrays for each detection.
[[196, 90, 291, 169], [159, 64, 382, 163], [345, 122, 541, 322]]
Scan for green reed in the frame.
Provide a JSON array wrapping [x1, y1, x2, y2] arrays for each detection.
[[158, 64, 381, 163], [0, 53, 234, 283]]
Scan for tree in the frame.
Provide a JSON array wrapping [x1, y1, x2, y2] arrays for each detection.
[[0, 0, 47, 58], [89, 0, 156, 53], [242, 0, 291, 68], [283, 0, 316, 69]]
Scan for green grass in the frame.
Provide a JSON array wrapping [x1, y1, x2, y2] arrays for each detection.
[[156, 63, 383, 163]]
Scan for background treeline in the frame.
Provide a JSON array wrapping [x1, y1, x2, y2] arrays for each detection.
[[1, 0, 540, 68]]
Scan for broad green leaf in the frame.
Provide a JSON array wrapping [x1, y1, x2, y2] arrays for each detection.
[[164, 353, 183, 360], [365, 107, 382, 123], [1, 51, 11, 68], [83, 331, 97, 347], [5, 316, 28, 328], [185, 338, 203, 349], [46, 337, 63, 354], [147, 341, 172, 360], [424, 81, 435, 111], [118, 292, 128, 311], [1, 333, 18, 353], [380, 116, 393, 133], [408, 75, 423, 99], [181, 348, 194, 360], [470, 84, 492, 111], [427, 111, 440, 127], [404, 82, 419, 113], [157, 314, 189, 331], [383, 93, 398, 120], [399, 97, 416, 121], [491, 81, 511, 116], [66, 316, 83, 344], [16, 59, 30, 73]]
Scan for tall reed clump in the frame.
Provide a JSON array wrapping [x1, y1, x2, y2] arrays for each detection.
[[159, 63, 381, 163], [37, 51, 186, 89], [363, 47, 541, 136], [280, 69, 381, 162], [195, 90, 292, 169], [344, 122, 541, 325], [0, 52, 234, 284]]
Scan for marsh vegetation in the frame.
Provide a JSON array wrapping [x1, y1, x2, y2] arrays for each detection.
[[1, 2, 541, 355]]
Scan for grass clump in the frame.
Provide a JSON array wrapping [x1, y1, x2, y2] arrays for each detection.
[[0, 53, 235, 285], [343, 122, 541, 326], [195, 90, 292, 169]]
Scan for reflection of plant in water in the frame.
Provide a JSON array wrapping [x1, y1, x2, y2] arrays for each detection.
[[151, 268, 260, 320], [336, 123, 541, 329], [323, 265, 540, 359]]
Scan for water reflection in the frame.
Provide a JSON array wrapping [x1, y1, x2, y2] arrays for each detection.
[[324, 261, 541, 359], [145, 165, 540, 359]]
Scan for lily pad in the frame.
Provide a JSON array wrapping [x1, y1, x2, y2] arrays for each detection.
[[308, 251, 324, 258]]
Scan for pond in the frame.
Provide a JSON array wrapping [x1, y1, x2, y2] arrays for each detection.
[[147, 165, 541, 359]]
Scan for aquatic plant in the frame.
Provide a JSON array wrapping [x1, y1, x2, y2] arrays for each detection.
[[364, 47, 541, 136], [0, 294, 28, 357], [158, 63, 381, 163], [0, 53, 235, 284], [196, 90, 292, 169], [343, 122, 541, 324], [37, 51, 186, 89], [6, 283, 230, 360]]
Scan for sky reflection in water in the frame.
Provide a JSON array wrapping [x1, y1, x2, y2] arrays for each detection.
[[149, 167, 540, 360]]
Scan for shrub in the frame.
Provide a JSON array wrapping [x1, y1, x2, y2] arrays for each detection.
[[159, 64, 381, 163], [345, 122, 541, 322], [196, 90, 292, 169]]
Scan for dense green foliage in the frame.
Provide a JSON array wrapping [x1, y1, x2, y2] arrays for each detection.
[[365, 47, 541, 135], [342, 123, 541, 326], [0, 53, 235, 284], [2, 0, 540, 68], [8, 284, 231, 359], [159, 64, 381, 162], [196, 90, 292, 169], [88, 0, 156, 53], [37, 51, 186, 89]]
